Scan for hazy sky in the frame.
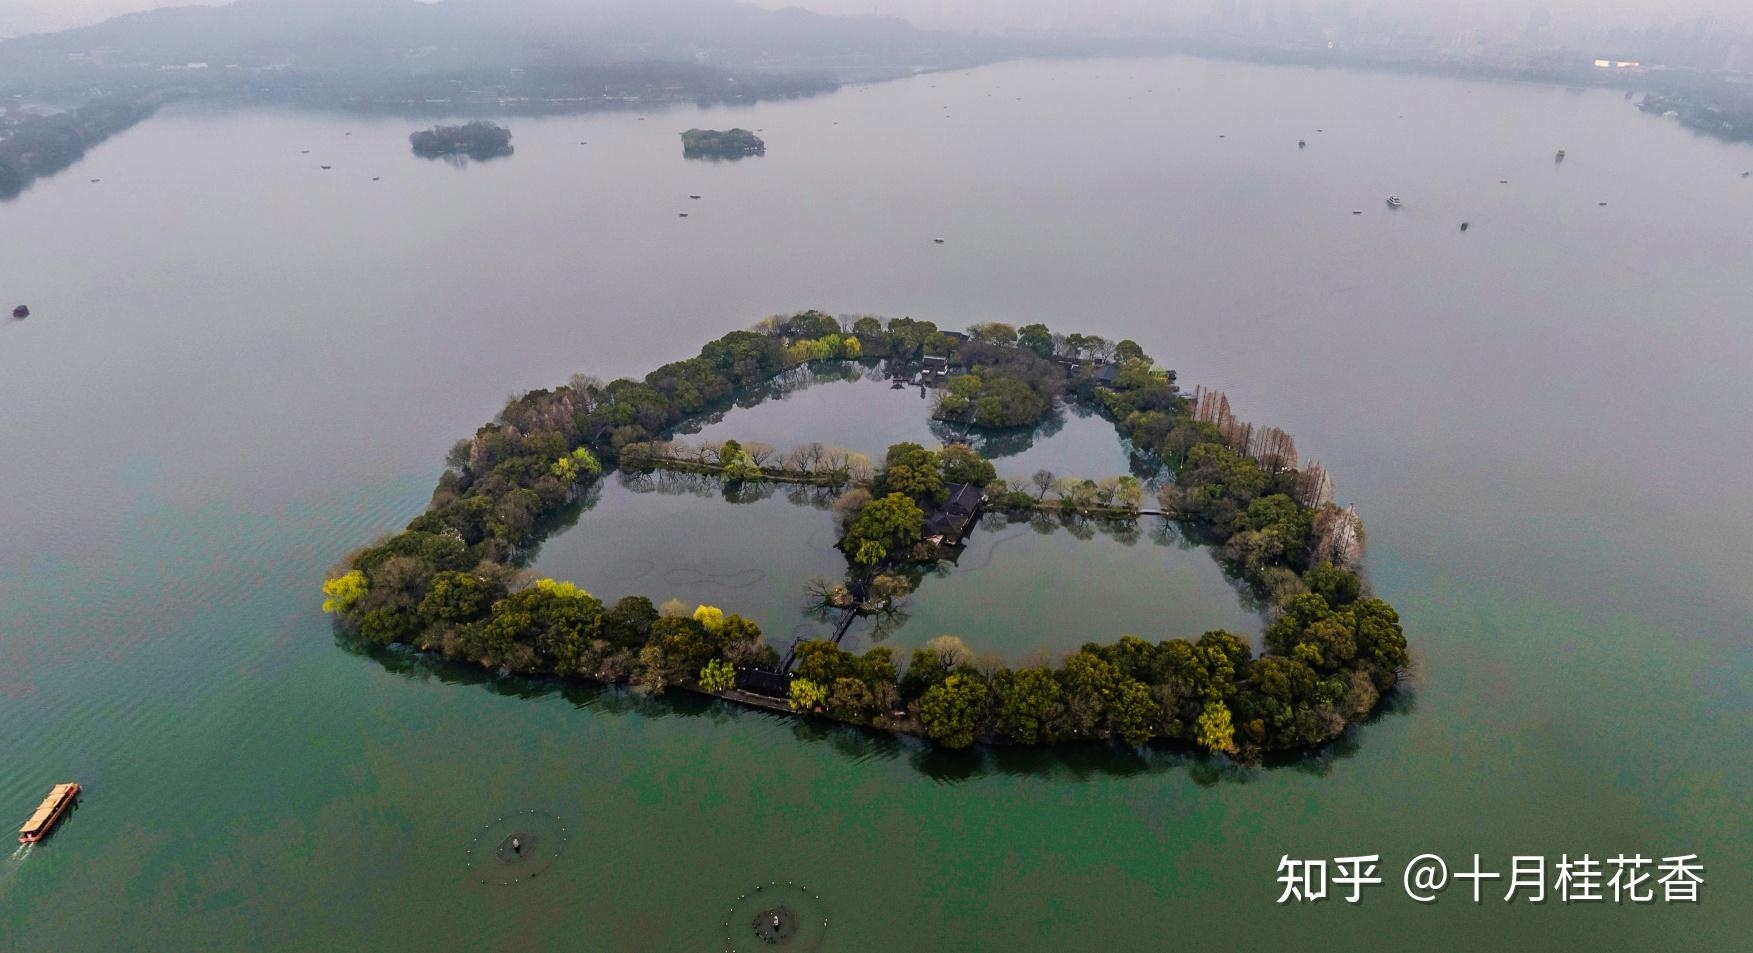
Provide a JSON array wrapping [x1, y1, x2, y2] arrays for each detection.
[[1, 0, 1741, 42], [743, 0, 1740, 36]]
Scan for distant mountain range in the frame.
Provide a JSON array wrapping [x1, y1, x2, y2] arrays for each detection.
[[0, 0, 1017, 98]]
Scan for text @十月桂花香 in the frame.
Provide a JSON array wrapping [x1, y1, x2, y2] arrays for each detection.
[[1275, 853, 1705, 904]]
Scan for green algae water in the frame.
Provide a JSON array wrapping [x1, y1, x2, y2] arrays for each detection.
[[1, 56, 1748, 951]]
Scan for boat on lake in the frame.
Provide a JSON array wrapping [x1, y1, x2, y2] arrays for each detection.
[[1555, 149, 1566, 161], [1386, 195, 1403, 208], [19, 783, 79, 844], [13, 305, 29, 318]]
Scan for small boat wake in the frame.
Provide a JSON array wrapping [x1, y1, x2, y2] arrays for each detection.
[[1, 843, 32, 889]]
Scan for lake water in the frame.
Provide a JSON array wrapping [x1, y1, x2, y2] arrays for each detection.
[[1, 56, 1749, 951]]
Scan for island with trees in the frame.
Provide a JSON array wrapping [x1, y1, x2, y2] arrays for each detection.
[[324, 311, 1408, 763], [0, 91, 169, 200], [409, 121, 515, 161], [681, 128, 765, 159]]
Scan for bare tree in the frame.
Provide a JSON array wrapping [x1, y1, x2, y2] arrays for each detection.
[[1031, 469, 1056, 500], [744, 441, 777, 467], [823, 446, 851, 475], [832, 487, 872, 529], [845, 452, 875, 485], [1295, 463, 1334, 508], [1251, 426, 1298, 474], [1314, 504, 1364, 566]]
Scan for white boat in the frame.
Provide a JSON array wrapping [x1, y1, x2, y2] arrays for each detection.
[[1386, 195, 1403, 208]]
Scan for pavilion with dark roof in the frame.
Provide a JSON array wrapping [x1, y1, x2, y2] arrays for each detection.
[[923, 483, 984, 546]]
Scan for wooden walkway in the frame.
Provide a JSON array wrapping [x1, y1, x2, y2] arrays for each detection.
[[777, 605, 859, 673]]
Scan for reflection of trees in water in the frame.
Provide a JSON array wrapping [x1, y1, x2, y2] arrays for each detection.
[[616, 469, 819, 506], [508, 483, 602, 568], [616, 461, 840, 512], [668, 362, 881, 439], [664, 364, 1166, 482], [862, 605, 910, 643], [963, 407, 1067, 458]]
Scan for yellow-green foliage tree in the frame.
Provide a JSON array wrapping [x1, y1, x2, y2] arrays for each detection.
[[1195, 700, 1238, 755], [720, 447, 763, 482], [699, 658, 736, 693], [789, 678, 828, 711], [550, 447, 603, 483], [321, 570, 368, 613], [785, 334, 855, 365], [693, 604, 725, 633]]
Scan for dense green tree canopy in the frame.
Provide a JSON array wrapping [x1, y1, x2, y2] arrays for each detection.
[[842, 493, 926, 566], [918, 674, 989, 749]]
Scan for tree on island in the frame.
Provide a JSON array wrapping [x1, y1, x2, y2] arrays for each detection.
[[842, 493, 925, 566], [410, 122, 515, 161], [681, 128, 765, 159], [918, 673, 989, 749]]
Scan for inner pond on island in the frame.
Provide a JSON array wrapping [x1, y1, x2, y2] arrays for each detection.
[[528, 369, 1262, 658]]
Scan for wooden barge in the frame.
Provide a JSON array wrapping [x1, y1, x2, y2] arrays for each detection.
[[18, 783, 79, 844]]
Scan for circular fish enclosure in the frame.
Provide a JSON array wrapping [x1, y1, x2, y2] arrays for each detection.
[[462, 809, 569, 886], [721, 881, 830, 951]]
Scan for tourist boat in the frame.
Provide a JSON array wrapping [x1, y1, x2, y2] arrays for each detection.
[[12, 305, 29, 318], [1555, 149, 1566, 161], [1298, 140, 1306, 148], [1460, 222, 1470, 232], [320, 165, 332, 170], [1386, 195, 1403, 208], [19, 783, 79, 844]]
